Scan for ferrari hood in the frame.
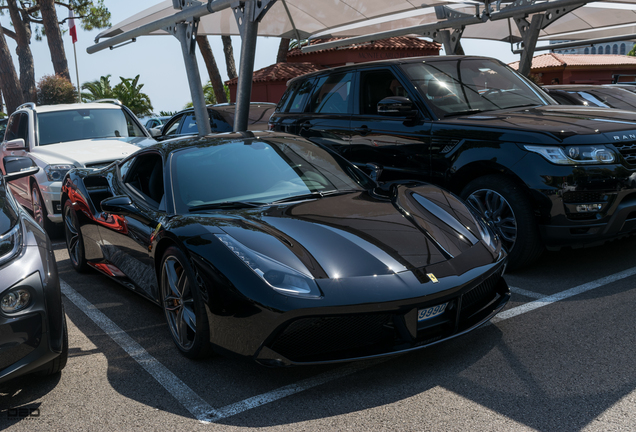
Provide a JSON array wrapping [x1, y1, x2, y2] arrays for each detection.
[[195, 186, 495, 280], [32, 137, 152, 167]]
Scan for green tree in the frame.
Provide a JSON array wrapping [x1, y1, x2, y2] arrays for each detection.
[[37, 74, 77, 105], [81, 74, 114, 101], [183, 81, 230, 109], [112, 75, 153, 117], [0, 1, 111, 107], [628, 44, 636, 56], [81, 74, 153, 116]]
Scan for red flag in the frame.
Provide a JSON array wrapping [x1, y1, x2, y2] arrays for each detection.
[[68, 9, 77, 44]]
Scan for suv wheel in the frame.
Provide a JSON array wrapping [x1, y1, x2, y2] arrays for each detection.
[[461, 175, 543, 270], [31, 180, 60, 236]]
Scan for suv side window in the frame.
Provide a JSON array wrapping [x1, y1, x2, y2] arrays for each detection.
[[5, 113, 29, 144], [360, 70, 407, 115], [310, 73, 353, 114], [180, 114, 198, 135], [284, 80, 315, 113], [163, 114, 184, 136]]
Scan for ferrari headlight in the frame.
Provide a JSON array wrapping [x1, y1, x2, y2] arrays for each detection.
[[525, 145, 615, 165], [45, 164, 75, 181], [0, 222, 23, 267], [215, 234, 321, 299]]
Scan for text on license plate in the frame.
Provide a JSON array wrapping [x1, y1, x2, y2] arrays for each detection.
[[418, 302, 448, 322]]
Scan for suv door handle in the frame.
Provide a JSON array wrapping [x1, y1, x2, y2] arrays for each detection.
[[301, 121, 312, 129], [354, 126, 370, 135]]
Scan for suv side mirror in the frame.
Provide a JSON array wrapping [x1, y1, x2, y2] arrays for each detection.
[[377, 96, 417, 118], [148, 128, 161, 138], [3, 156, 39, 181], [4, 138, 27, 150]]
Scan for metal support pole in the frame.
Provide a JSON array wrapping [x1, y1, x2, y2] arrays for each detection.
[[233, 0, 259, 132], [175, 22, 211, 136], [517, 14, 543, 77]]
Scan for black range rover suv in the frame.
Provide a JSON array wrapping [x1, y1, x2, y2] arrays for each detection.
[[269, 55, 636, 269]]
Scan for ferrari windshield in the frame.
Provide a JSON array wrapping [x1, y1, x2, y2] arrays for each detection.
[[400, 58, 549, 118], [37, 108, 145, 145], [171, 138, 373, 212]]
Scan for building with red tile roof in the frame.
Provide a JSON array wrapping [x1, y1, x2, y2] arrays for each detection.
[[509, 53, 636, 85], [226, 37, 440, 103]]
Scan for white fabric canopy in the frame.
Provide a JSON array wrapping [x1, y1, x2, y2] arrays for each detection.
[[95, 0, 453, 41], [309, 1, 636, 43]]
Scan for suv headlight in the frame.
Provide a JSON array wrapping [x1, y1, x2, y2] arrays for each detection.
[[525, 145, 615, 164], [45, 164, 75, 181], [0, 222, 23, 267], [215, 234, 321, 299]]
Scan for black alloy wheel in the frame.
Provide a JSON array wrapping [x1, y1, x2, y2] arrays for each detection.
[[63, 200, 89, 272], [160, 246, 211, 359], [461, 175, 543, 270]]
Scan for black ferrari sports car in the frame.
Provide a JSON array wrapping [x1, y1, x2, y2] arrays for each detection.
[[61, 131, 509, 365]]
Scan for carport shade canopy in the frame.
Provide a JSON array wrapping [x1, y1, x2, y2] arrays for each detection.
[[88, 0, 636, 136]]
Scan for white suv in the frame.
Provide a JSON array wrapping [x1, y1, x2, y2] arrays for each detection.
[[1, 101, 155, 233]]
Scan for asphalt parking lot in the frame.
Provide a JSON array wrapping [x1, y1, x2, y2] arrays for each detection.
[[2, 235, 636, 431]]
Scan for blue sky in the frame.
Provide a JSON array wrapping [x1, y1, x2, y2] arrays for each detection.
[[3, 1, 521, 114]]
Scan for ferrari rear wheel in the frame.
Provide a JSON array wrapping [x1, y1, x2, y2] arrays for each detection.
[[160, 246, 211, 359], [63, 200, 89, 273]]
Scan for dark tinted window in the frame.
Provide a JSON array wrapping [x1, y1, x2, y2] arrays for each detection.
[[37, 108, 144, 145], [163, 114, 184, 136], [360, 70, 406, 115], [171, 138, 373, 212], [180, 114, 199, 135], [401, 58, 547, 118], [122, 152, 164, 207], [285, 80, 315, 113], [310, 73, 353, 114], [5, 113, 28, 143]]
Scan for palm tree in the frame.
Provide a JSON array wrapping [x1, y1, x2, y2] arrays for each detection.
[[81, 75, 115, 102], [113, 75, 153, 117]]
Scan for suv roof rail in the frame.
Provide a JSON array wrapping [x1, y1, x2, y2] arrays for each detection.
[[17, 102, 36, 111], [93, 99, 122, 106]]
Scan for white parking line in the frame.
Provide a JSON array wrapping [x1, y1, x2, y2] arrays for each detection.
[[508, 286, 545, 299], [491, 266, 636, 324], [204, 359, 386, 422], [60, 280, 220, 424], [60, 265, 636, 424]]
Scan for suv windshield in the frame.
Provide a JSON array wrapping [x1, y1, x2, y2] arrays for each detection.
[[171, 138, 373, 212], [37, 108, 145, 145], [400, 58, 549, 118]]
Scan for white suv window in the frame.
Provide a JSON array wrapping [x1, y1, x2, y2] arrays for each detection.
[[37, 108, 144, 145]]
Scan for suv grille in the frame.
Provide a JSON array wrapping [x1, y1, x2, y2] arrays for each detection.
[[613, 142, 636, 165]]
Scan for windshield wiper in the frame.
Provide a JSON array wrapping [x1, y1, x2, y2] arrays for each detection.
[[269, 189, 358, 205], [188, 201, 263, 211], [443, 109, 484, 117]]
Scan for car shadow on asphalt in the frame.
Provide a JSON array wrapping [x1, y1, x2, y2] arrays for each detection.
[[0, 373, 60, 427]]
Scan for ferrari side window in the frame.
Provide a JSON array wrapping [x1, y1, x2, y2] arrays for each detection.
[[123, 153, 164, 207], [119, 158, 135, 181]]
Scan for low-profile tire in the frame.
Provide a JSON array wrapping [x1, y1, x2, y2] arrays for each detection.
[[461, 175, 544, 270], [37, 311, 69, 376], [160, 246, 211, 359], [31, 180, 61, 237], [63, 200, 89, 273]]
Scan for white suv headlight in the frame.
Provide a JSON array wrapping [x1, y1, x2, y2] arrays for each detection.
[[45, 164, 75, 181]]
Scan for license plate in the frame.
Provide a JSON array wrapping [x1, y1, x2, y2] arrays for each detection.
[[418, 302, 448, 322]]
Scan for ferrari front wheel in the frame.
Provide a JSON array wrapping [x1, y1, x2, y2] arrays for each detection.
[[160, 246, 211, 359]]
